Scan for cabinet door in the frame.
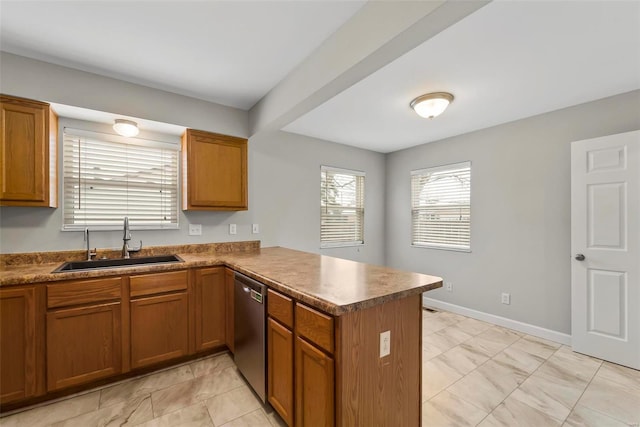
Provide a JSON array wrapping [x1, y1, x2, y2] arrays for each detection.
[[0, 95, 56, 207], [225, 267, 235, 353], [182, 129, 247, 210], [295, 336, 334, 427], [47, 302, 121, 391], [130, 292, 188, 369], [194, 267, 226, 352], [268, 318, 294, 426], [0, 287, 37, 404]]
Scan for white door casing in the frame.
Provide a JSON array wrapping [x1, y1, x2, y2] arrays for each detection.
[[571, 130, 639, 369]]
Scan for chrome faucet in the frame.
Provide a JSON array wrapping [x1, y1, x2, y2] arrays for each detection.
[[84, 228, 97, 261], [122, 217, 142, 259]]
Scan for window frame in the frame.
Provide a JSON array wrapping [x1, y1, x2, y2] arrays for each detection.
[[410, 161, 471, 252], [61, 127, 180, 231], [320, 165, 365, 248]]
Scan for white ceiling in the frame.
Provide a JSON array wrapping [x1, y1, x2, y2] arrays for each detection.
[[284, 0, 640, 153], [0, 0, 364, 110], [2, 1, 639, 153]]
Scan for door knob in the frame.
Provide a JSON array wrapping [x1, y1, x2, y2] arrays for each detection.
[[575, 254, 585, 261]]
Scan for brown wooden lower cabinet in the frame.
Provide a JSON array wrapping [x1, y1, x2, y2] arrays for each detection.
[[130, 292, 188, 369], [267, 317, 294, 426], [47, 302, 122, 391], [0, 286, 41, 404], [295, 336, 334, 427], [194, 267, 226, 352], [2, 266, 423, 424], [225, 267, 235, 353]]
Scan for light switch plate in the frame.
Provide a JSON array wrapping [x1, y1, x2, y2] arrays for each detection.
[[229, 224, 237, 235], [380, 330, 390, 358], [252, 224, 259, 234], [189, 224, 202, 236]]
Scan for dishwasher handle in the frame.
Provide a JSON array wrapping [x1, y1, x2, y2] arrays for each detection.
[[235, 272, 266, 304]]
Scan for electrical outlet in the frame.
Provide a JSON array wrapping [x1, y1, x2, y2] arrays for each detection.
[[188, 224, 202, 236], [229, 224, 237, 235], [501, 293, 511, 305], [445, 282, 453, 292], [380, 330, 391, 358], [252, 224, 259, 234]]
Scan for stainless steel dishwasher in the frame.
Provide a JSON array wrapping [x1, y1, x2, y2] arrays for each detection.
[[234, 272, 267, 402]]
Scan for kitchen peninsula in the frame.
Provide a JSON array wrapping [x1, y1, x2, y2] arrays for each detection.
[[0, 243, 442, 426]]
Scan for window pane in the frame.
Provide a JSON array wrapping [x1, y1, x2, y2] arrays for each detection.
[[63, 129, 179, 230], [411, 162, 471, 250], [321, 166, 365, 247]]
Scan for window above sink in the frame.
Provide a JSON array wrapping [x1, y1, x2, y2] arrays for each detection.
[[62, 127, 180, 231]]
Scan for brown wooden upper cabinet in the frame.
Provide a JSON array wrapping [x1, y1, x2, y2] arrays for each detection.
[[182, 129, 247, 211], [0, 94, 57, 207]]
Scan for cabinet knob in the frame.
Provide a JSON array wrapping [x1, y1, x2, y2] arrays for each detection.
[[575, 254, 585, 261]]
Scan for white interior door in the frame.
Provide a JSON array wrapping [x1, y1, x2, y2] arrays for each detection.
[[571, 130, 639, 369]]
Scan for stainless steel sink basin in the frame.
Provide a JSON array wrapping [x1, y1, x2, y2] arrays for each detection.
[[53, 255, 184, 273]]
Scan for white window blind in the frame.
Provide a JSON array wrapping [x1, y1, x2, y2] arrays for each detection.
[[321, 166, 365, 247], [62, 128, 179, 230], [411, 162, 471, 251]]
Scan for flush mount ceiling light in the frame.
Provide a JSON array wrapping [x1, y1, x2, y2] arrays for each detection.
[[113, 119, 139, 137], [410, 92, 454, 119]]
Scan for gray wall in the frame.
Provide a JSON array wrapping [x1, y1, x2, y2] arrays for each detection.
[[0, 53, 386, 264], [385, 90, 640, 334], [0, 129, 386, 265], [250, 131, 386, 265]]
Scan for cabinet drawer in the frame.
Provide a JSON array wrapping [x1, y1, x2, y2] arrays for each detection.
[[268, 289, 293, 329], [130, 270, 187, 298], [295, 303, 334, 354], [47, 277, 121, 309]]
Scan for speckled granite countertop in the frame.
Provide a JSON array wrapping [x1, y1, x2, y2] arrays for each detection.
[[0, 243, 442, 315], [223, 248, 442, 314]]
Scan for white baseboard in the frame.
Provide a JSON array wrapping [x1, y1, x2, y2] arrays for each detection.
[[423, 296, 572, 346]]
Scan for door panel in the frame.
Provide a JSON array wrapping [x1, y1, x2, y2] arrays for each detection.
[[588, 183, 625, 248], [295, 336, 334, 427], [268, 318, 293, 426], [0, 100, 46, 202], [587, 269, 626, 338], [194, 267, 226, 351], [0, 287, 37, 403], [225, 268, 235, 353], [47, 302, 121, 391], [571, 130, 639, 369], [130, 293, 188, 369]]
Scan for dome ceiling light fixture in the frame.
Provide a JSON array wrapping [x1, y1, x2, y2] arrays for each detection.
[[410, 92, 454, 119], [113, 119, 139, 137]]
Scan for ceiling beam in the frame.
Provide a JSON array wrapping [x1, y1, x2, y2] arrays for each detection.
[[249, 0, 490, 138]]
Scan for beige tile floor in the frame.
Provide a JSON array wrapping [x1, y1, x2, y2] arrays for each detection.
[[420, 308, 640, 427], [1, 308, 638, 426]]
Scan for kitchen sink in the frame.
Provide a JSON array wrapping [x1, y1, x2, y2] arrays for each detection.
[[53, 255, 184, 273]]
